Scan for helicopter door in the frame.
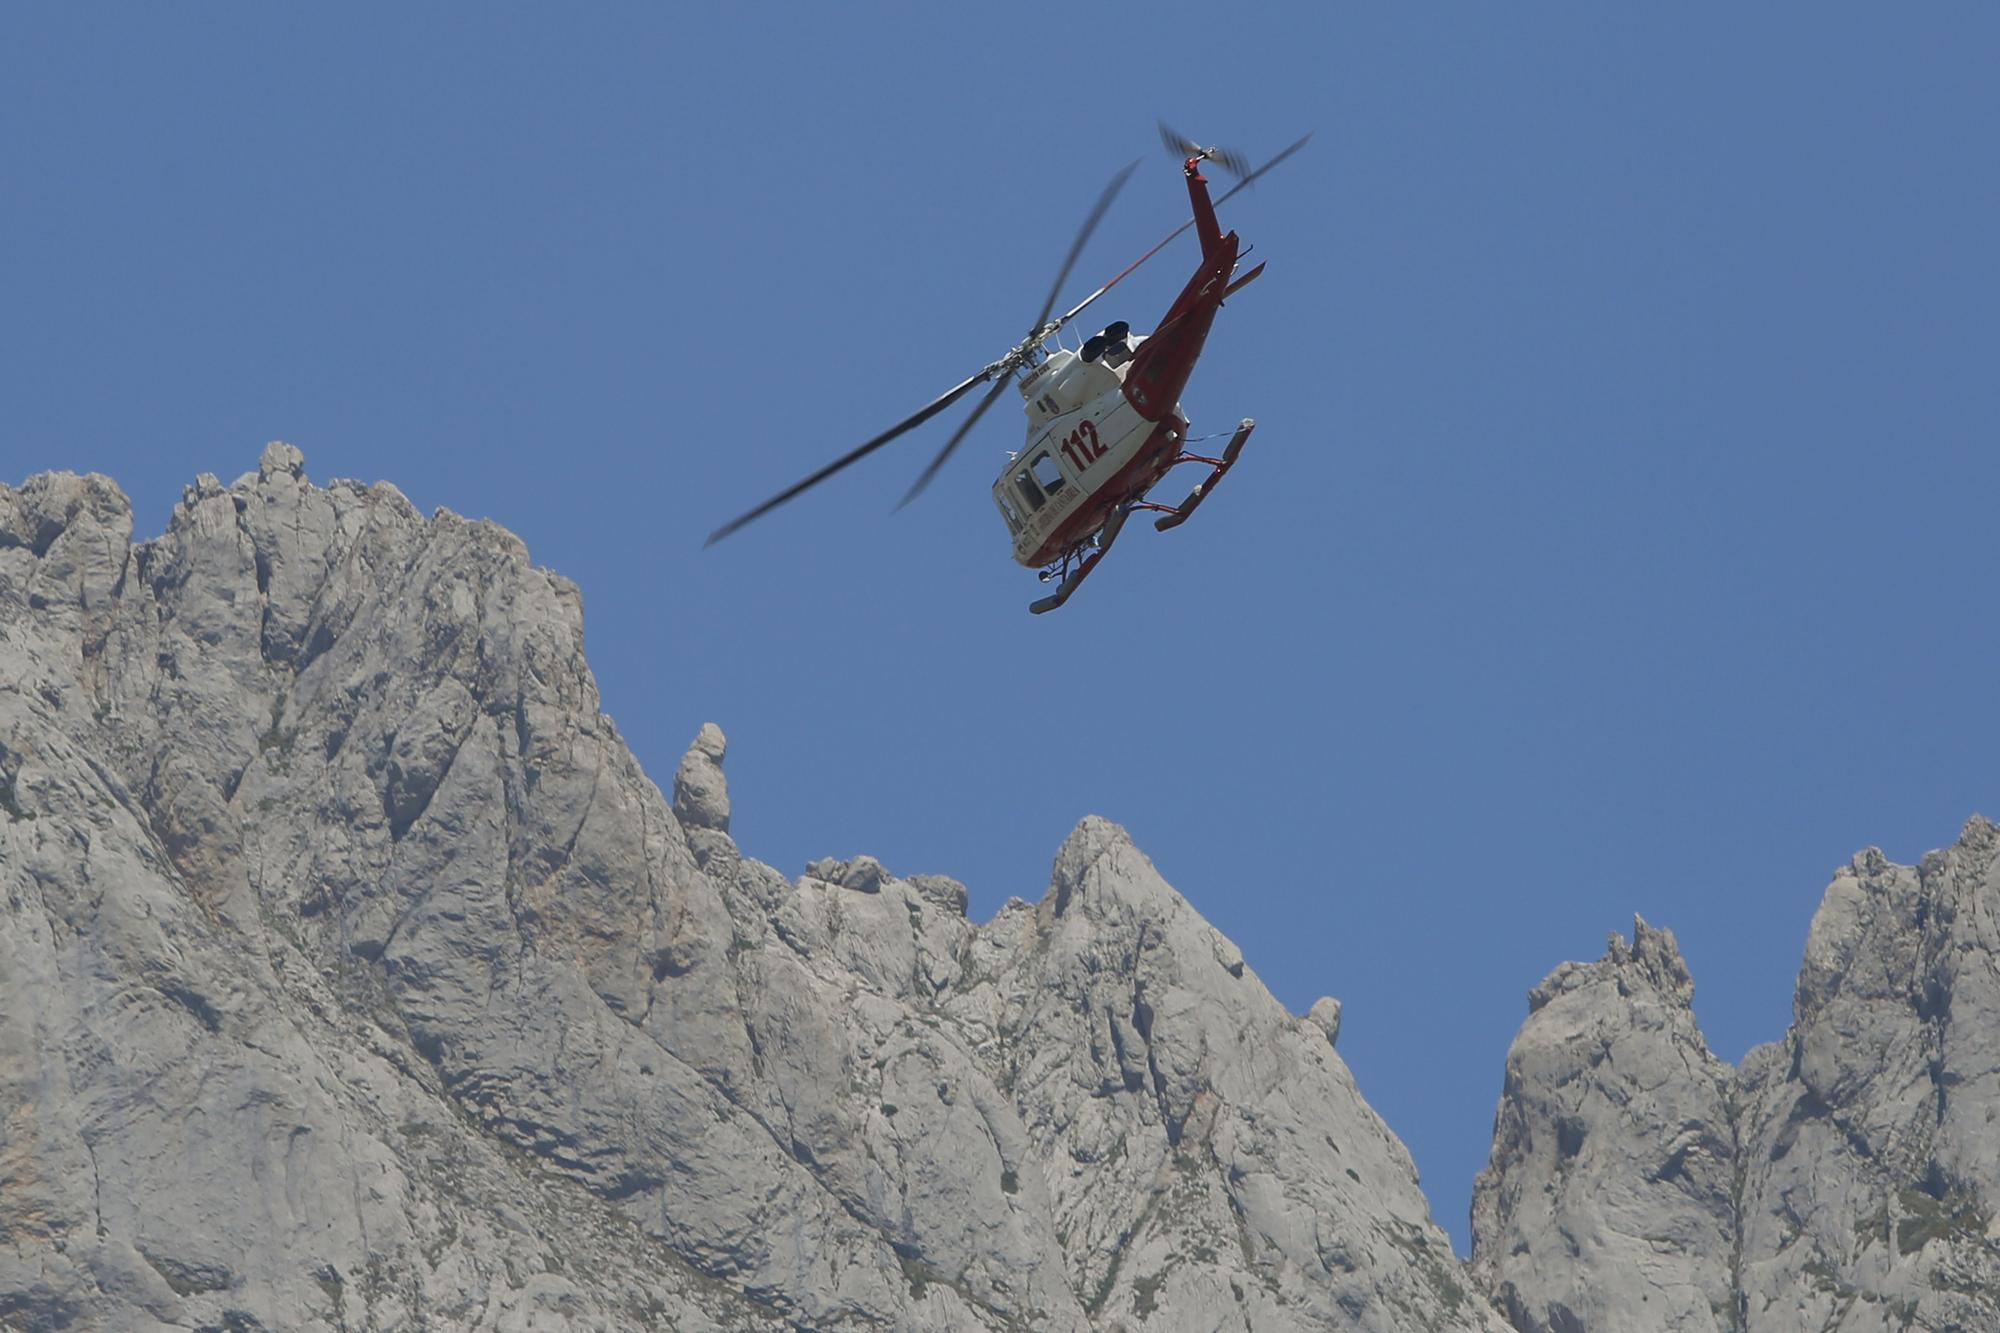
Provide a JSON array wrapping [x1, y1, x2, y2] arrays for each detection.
[[1028, 451, 1068, 496], [1013, 467, 1045, 512]]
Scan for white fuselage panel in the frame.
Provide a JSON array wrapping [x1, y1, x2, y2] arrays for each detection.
[[993, 388, 1154, 565]]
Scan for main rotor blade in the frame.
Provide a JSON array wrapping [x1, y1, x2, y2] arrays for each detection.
[[1029, 159, 1140, 337], [897, 373, 1014, 509], [1055, 224, 1187, 329], [877, 163, 1136, 512], [1056, 131, 1314, 331], [710, 139, 1310, 546], [706, 370, 990, 545]]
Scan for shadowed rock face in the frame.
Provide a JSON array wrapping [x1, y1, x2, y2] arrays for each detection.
[[0, 449, 1502, 1331], [1473, 821, 2000, 1333]]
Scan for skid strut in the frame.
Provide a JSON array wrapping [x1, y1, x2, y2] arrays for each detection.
[[1154, 418, 1255, 531], [1029, 503, 1131, 616]]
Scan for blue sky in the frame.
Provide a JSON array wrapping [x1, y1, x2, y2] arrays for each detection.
[[8, 6, 1997, 1250]]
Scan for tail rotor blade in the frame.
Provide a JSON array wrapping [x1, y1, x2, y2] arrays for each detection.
[[898, 373, 1014, 509], [1057, 131, 1313, 331], [1159, 119, 1251, 179], [1211, 146, 1253, 178], [1213, 131, 1313, 207], [706, 371, 990, 545], [1158, 120, 1201, 161]]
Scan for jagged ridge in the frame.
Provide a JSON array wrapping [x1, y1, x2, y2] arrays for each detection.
[[1473, 819, 2000, 1332], [0, 448, 1503, 1331], [13, 446, 1993, 1332]]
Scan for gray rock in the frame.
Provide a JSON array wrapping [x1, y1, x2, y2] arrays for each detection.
[[1, 449, 1504, 1330], [944, 817, 1509, 1331], [1, 453, 772, 1332], [1307, 996, 1344, 1049], [911, 872, 971, 917], [673, 720, 730, 831], [1474, 821, 2000, 1332], [1471, 919, 1735, 1333], [25, 448, 2000, 1332]]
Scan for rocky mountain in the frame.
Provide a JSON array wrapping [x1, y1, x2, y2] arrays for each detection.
[[8, 448, 1996, 1332], [1472, 821, 2000, 1332], [0, 448, 1500, 1330]]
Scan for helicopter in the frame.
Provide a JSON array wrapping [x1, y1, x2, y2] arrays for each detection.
[[707, 124, 1310, 614]]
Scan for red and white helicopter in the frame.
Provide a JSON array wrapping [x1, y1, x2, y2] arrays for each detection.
[[708, 124, 1309, 614]]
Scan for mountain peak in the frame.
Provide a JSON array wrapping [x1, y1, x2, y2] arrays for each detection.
[[1, 450, 1506, 1330], [1526, 913, 1695, 1015]]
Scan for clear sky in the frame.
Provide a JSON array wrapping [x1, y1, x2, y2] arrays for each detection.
[[8, 5, 1997, 1251]]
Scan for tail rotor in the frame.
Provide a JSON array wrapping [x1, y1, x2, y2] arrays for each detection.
[[1158, 120, 1251, 178]]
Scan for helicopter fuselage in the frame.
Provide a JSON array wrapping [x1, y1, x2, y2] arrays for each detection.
[[707, 129, 1303, 613], [993, 212, 1240, 568], [994, 354, 1184, 567]]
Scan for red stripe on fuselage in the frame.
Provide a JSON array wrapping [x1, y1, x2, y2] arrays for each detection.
[[1020, 414, 1187, 566]]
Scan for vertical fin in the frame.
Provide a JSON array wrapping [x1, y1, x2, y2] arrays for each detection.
[[1185, 160, 1224, 257]]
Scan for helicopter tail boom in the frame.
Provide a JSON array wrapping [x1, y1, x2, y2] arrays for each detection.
[[1120, 228, 1237, 422], [1185, 154, 1226, 257]]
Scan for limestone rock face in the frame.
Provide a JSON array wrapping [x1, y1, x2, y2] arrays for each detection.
[[936, 817, 1506, 1331], [1474, 821, 2000, 1332], [0, 464, 771, 1332], [1470, 920, 1736, 1333], [674, 720, 730, 831], [0, 451, 1503, 1330]]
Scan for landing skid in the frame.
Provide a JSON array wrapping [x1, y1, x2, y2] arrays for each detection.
[[1030, 503, 1131, 616], [1151, 418, 1254, 531], [1027, 417, 1257, 614]]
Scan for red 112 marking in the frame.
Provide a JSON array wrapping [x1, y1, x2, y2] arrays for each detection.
[[1058, 419, 1106, 473]]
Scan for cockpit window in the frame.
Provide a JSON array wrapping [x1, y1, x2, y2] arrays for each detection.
[[1014, 470, 1044, 512], [996, 490, 1024, 532], [1029, 452, 1066, 493]]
